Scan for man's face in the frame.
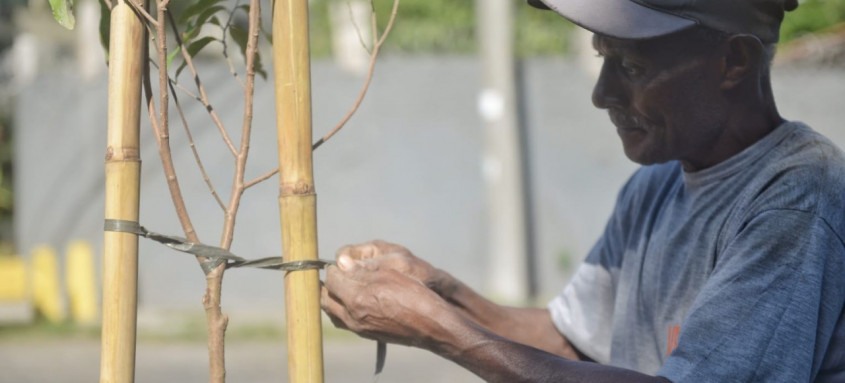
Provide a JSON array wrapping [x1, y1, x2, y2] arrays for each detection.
[[591, 32, 729, 171]]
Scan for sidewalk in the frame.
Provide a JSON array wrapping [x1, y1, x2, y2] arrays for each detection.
[[0, 337, 482, 382]]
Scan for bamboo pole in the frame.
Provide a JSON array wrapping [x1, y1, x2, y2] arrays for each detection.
[[272, 0, 325, 382], [100, 2, 144, 382]]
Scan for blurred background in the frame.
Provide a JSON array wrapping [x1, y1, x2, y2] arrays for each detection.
[[0, 0, 844, 381]]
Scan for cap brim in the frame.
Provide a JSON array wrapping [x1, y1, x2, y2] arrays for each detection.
[[531, 0, 697, 40]]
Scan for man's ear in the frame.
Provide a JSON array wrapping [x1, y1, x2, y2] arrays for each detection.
[[720, 34, 764, 91]]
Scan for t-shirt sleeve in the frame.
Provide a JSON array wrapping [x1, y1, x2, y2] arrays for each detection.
[[658, 209, 845, 383], [548, 176, 635, 364], [548, 254, 617, 364]]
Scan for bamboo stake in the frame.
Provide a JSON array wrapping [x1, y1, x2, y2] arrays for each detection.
[[100, 2, 144, 382], [272, 0, 324, 382]]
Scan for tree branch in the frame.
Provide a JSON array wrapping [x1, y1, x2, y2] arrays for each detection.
[[248, 0, 400, 189], [220, 0, 246, 89], [167, 11, 239, 157], [312, 0, 399, 150], [244, 168, 278, 189], [167, 79, 227, 211], [159, 6, 233, 383], [150, 0, 201, 245], [219, 0, 259, 250], [347, 1, 372, 55], [125, 0, 158, 27]]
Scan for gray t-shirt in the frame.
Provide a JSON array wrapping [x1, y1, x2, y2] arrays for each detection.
[[548, 121, 845, 382]]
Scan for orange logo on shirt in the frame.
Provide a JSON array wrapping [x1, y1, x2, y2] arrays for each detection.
[[666, 324, 681, 356]]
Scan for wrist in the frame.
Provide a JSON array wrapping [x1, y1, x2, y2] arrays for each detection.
[[427, 268, 459, 298], [425, 306, 490, 358]]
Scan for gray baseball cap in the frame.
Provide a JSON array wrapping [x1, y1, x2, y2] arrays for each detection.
[[527, 0, 799, 43]]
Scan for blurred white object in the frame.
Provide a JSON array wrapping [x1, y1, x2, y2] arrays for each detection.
[[575, 28, 602, 79], [76, 0, 104, 81], [330, 0, 372, 75], [11, 32, 38, 88]]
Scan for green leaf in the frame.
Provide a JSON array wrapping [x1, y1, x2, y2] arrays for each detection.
[[167, 46, 182, 68], [188, 5, 227, 34], [229, 23, 266, 80], [229, 24, 249, 56], [175, 36, 218, 77], [260, 18, 273, 44], [98, 0, 111, 62], [179, 0, 225, 23], [187, 37, 218, 59], [180, 5, 225, 45], [49, 0, 76, 30], [255, 59, 267, 80]]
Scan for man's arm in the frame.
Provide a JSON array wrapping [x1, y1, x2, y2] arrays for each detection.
[[321, 254, 666, 383], [435, 268, 593, 361], [436, 319, 664, 383], [334, 241, 589, 360]]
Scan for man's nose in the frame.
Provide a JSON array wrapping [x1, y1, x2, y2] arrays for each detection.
[[592, 61, 626, 109]]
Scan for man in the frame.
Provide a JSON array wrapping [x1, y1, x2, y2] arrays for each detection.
[[321, 0, 845, 381]]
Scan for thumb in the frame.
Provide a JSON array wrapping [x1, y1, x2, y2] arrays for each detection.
[[336, 254, 358, 271]]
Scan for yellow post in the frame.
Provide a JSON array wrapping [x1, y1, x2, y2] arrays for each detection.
[[273, 0, 325, 381], [0, 255, 27, 302], [100, 2, 144, 382], [66, 240, 99, 325], [31, 245, 65, 323]]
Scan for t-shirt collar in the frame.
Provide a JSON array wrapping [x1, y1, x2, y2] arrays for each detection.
[[682, 121, 801, 188]]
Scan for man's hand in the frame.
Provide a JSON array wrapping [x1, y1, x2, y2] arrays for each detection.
[[320, 253, 464, 350], [320, 243, 664, 383], [334, 240, 456, 297], [320, 253, 664, 383]]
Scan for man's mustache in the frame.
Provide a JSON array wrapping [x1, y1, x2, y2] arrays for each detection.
[[608, 109, 651, 131]]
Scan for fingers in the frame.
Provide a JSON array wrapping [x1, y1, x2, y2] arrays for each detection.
[[321, 264, 373, 331], [320, 281, 351, 330], [321, 264, 388, 336], [336, 241, 380, 261], [323, 262, 357, 299], [371, 239, 409, 254], [321, 261, 453, 348], [336, 240, 411, 262]]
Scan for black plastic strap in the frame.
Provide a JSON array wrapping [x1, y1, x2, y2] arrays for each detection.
[[103, 219, 333, 273], [104, 218, 384, 378]]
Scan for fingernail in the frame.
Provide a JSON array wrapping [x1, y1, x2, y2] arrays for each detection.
[[337, 254, 354, 271]]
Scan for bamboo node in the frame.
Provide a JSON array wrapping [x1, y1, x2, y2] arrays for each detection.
[[281, 182, 315, 196], [105, 146, 140, 161]]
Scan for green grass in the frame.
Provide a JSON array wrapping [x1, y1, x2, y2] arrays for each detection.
[[308, 0, 576, 56], [781, 0, 845, 42], [308, 0, 845, 56], [0, 319, 362, 344], [0, 321, 100, 341]]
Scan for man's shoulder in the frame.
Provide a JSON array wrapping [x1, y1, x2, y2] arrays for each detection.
[[775, 121, 845, 167], [747, 121, 845, 227], [769, 122, 845, 188]]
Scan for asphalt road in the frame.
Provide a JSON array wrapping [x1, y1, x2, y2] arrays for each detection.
[[1, 337, 482, 383]]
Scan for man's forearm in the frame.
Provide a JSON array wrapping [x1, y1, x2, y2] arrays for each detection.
[[432, 268, 508, 328], [433, 269, 588, 360], [429, 315, 668, 383]]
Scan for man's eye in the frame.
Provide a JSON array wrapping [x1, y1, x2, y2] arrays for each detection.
[[620, 62, 644, 77]]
